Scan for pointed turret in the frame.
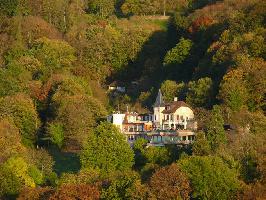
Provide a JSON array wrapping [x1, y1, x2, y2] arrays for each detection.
[[154, 89, 165, 107]]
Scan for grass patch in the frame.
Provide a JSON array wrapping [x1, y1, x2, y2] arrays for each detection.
[[149, 19, 169, 31]]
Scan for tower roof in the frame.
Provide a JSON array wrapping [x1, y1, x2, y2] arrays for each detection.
[[154, 89, 165, 107]]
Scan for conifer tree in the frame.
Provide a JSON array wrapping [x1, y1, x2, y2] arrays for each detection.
[[205, 105, 226, 151]]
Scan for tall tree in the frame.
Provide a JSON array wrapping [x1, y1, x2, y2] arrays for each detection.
[[179, 156, 240, 200], [163, 37, 193, 66], [206, 105, 227, 151], [80, 122, 134, 175], [0, 94, 40, 147], [192, 131, 211, 156], [160, 80, 185, 102], [88, 0, 115, 18], [149, 164, 191, 200], [186, 77, 213, 108]]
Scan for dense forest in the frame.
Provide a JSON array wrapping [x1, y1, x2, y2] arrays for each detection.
[[0, 0, 265, 199]]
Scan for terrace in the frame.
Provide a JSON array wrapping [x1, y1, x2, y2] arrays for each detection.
[[147, 130, 196, 146]]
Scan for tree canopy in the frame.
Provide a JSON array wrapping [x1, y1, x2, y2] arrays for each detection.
[[80, 122, 134, 175]]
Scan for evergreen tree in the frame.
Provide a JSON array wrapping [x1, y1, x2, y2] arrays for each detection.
[[192, 131, 211, 156], [206, 105, 226, 151]]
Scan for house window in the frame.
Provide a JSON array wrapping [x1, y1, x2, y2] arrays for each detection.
[[170, 114, 173, 121], [177, 115, 179, 120], [155, 115, 157, 120]]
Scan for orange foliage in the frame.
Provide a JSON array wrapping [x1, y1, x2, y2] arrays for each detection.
[[49, 184, 100, 200], [0, 118, 26, 163], [21, 16, 62, 44], [17, 187, 54, 200], [149, 163, 191, 200], [237, 183, 266, 200], [189, 16, 214, 33], [208, 41, 222, 52], [18, 184, 100, 200], [30, 74, 66, 101]]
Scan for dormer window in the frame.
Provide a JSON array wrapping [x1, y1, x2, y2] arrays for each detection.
[[166, 105, 170, 110]]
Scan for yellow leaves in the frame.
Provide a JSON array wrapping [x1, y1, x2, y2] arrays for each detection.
[[0, 118, 26, 161], [4, 157, 36, 188], [219, 57, 266, 111], [223, 68, 244, 82], [33, 37, 77, 70], [104, 25, 121, 40], [16, 56, 43, 74], [0, 93, 41, 147]]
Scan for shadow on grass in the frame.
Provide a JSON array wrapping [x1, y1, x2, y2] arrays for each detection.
[[48, 146, 81, 176]]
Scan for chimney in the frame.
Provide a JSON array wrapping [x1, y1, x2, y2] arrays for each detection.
[[174, 97, 178, 102]]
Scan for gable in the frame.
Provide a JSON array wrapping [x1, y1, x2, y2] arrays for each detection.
[[162, 101, 192, 114]]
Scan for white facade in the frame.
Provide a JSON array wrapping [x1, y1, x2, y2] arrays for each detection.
[[162, 106, 195, 130], [107, 91, 197, 147], [108, 85, 126, 93], [107, 113, 125, 131], [153, 106, 165, 128], [175, 107, 194, 119]]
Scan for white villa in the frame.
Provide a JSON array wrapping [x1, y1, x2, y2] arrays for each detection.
[[153, 90, 196, 130], [107, 90, 197, 146]]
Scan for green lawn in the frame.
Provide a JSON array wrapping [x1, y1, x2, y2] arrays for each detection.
[[149, 19, 169, 31]]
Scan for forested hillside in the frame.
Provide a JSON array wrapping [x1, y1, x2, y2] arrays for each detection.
[[0, 0, 265, 199]]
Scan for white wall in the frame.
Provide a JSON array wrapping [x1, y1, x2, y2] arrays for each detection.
[[175, 107, 194, 120], [112, 114, 125, 125], [109, 114, 125, 131], [153, 106, 165, 126]]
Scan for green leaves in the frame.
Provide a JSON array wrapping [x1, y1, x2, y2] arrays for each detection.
[[49, 95, 107, 150], [206, 105, 226, 151], [80, 122, 134, 175], [88, 0, 116, 18], [0, 94, 40, 147], [101, 171, 140, 200], [32, 37, 76, 74], [219, 58, 266, 112], [164, 38, 193, 66], [0, 155, 48, 196], [186, 77, 213, 108], [192, 131, 211, 156], [48, 123, 64, 148], [179, 156, 240, 200], [160, 80, 185, 102], [0, 0, 19, 16]]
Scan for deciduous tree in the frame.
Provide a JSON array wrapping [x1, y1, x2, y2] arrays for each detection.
[[0, 94, 40, 147], [186, 77, 213, 107], [80, 122, 134, 175], [164, 37, 192, 66], [179, 156, 240, 200], [149, 163, 191, 200]]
